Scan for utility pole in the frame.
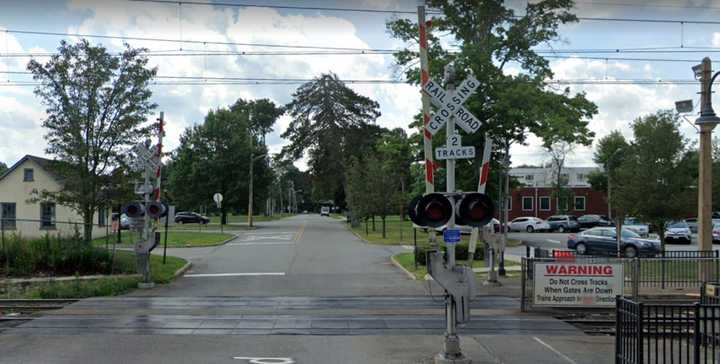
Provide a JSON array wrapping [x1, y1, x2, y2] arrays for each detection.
[[693, 57, 720, 255]]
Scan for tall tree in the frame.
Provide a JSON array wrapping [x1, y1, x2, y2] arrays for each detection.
[[282, 73, 381, 206], [375, 128, 414, 219], [613, 110, 695, 251], [167, 99, 281, 221], [589, 131, 630, 219], [27, 40, 157, 242], [546, 141, 574, 213]]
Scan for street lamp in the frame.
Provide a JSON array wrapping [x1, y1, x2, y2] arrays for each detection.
[[692, 58, 720, 253]]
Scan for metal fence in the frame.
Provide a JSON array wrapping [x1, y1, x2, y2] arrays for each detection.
[[616, 296, 720, 364], [521, 252, 720, 311]]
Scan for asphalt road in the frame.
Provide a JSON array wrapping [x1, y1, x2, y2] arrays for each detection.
[[0, 214, 612, 364], [136, 214, 425, 296]]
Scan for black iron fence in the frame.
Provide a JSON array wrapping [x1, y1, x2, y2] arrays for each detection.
[[521, 252, 720, 311], [616, 296, 720, 364]]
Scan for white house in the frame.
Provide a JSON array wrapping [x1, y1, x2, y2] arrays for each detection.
[[0, 155, 107, 239]]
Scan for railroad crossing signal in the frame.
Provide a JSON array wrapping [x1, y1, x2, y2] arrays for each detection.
[[422, 75, 482, 135], [407, 192, 495, 229]]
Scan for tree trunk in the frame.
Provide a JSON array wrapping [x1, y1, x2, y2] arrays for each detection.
[[372, 215, 376, 232], [83, 208, 93, 243], [399, 180, 406, 221], [382, 216, 386, 239]]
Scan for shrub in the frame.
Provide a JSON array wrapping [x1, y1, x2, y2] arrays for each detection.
[[0, 234, 135, 277]]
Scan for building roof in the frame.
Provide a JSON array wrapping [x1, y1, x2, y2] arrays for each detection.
[[0, 155, 62, 183]]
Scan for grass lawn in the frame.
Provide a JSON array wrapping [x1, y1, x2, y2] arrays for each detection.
[[93, 230, 234, 248], [350, 215, 522, 247], [5, 251, 187, 299], [393, 252, 518, 280]]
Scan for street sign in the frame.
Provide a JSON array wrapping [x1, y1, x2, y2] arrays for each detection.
[[422, 76, 482, 135], [213, 193, 223, 208], [675, 99, 693, 113], [435, 146, 475, 160], [443, 228, 461, 244]]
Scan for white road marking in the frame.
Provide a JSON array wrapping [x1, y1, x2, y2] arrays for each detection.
[[532, 336, 577, 364], [237, 234, 295, 242], [185, 272, 286, 277], [226, 242, 294, 247], [233, 357, 295, 364], [546, 239, 561, 244], [401, 245, 414, 250]]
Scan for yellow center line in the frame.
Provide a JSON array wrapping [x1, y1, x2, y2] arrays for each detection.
[[294, 221, 306, 242]]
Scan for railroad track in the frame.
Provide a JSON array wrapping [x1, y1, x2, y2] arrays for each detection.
[[0, 299, 78, 314]]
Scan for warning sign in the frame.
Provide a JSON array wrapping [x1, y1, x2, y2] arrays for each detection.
[[533, 262, 623, 307]]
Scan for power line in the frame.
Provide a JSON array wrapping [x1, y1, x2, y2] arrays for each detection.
[[128, 0, 720, 25], [3, 29, 397, 52]]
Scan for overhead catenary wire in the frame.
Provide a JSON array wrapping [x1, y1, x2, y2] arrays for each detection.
[[128, 0, 720, 25]]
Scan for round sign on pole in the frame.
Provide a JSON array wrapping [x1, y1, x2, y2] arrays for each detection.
[[213, 193, 223, 207]]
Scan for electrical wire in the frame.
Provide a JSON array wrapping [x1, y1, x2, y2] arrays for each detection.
[[3, 29, 397, 52], [128, 0, 720, 25]]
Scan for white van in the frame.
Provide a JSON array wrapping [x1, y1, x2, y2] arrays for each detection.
[[320, 206, 330, 216]]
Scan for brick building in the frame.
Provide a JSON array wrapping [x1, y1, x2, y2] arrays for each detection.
[[506, 166, 608, 220]]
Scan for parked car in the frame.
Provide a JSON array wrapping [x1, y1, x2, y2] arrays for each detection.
[[713, 224, 720, 244], [566, 227, 660, 258], [623, 217, 649, 237], [684, 218, 698, 234], [546, 215, 580, 232], [577, 214, 613, 229], [664, 221, 692, 244], [174, 211, 210, 224], [508, 217, 550, 232], [111, 213, 130, 230], [320, 206, 330, 216]]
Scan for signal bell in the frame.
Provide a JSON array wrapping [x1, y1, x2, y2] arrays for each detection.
[[456, 193, 495, 227], [408, 193, 453, 228]]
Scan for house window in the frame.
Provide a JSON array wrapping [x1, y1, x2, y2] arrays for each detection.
[[40, 202, 56, 229], [525, 175, 534, 181], [539, 196, 551, 211], [0, 203, 16, 230], [506, 197, 512, 211], [574, 196, 586, 211], [98, 207, 107, 227], [23, 168, 34, 182], [522, 196, 534, 211]]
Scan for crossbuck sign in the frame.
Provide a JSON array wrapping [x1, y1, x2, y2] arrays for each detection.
[[422, 75, 482, 135]]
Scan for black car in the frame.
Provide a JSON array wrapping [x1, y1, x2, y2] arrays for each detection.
[[567, 227, 660, 258], [577, 214, 613, 229], [174, 211, 210, 224]]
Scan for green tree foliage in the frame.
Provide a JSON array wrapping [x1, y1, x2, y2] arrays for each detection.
[[375, 128, 414, 218], [27, 40, 157, 242], [282, 73, 381, 206], [545, 141, 574, 213], [613, 111, 695, 249], [0, 162, 7, 175], [167, 99, 281, 220]]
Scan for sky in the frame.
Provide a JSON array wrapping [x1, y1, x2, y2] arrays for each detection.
[[0, 0, 719, 171]]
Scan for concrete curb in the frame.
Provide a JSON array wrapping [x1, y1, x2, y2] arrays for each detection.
[[110, 233, 240, 249], [3, 274, 140, 285], [173, 261, 193, 279], [390, 254, 418, 281]]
